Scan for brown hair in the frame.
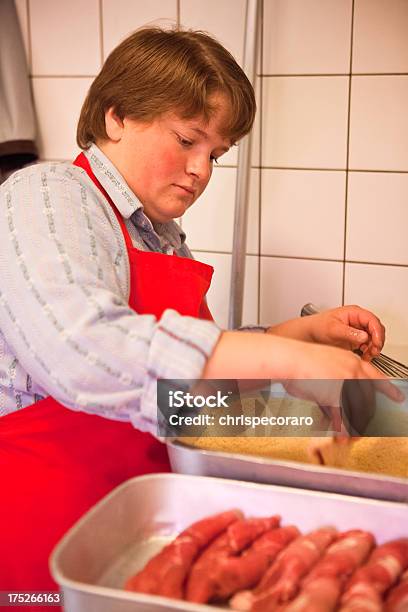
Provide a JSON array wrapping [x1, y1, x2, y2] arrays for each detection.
[[77, 27, 256, 149]]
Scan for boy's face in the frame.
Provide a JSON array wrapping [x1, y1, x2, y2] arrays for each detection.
[[100, 95, 232, 224]]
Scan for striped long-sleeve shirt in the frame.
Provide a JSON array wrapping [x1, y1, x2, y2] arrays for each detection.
[[0, 144, 222, 433]]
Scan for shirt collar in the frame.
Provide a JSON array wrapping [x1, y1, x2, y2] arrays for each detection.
[[84, 144, 186, 250]]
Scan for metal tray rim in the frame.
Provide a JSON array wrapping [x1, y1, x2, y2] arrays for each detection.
[[168, 439, 408, 486], [51, 579, 224, 612]]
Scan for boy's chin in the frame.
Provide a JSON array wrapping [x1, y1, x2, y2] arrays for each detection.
[[150, 206, 186, 224]]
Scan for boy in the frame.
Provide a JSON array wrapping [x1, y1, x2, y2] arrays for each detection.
[[0, 27, 391, 598]]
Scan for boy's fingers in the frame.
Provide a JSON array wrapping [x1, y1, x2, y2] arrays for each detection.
[[374, 379, 405, 403], [344, 325, 369, 347]]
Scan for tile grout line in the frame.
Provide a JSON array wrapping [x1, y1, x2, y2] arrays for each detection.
[[342, 0, 355, 306], [259, 73, 408, 77], [191, 250, 408, 268], [28, 74, 408, 80], [256, 167, 408, 173], [40, 159, 408, 175], [30, 75, 98, 79], [257, 0, 264, 325], [26, 0, 32, 75]]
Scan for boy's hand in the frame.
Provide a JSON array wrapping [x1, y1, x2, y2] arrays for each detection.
[[308, 305, 385, 361]]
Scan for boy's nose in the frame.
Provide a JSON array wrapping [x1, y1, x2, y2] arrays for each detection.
[[186, 157, 211, 182]]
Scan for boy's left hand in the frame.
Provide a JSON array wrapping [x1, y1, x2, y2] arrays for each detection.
[[309, 305, 385, 361]]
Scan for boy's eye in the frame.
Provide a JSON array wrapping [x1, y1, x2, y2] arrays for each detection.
[[210, 156, 219, 165], [176, 134, 193, 147]]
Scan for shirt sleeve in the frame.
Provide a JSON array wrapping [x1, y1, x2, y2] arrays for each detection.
[[0, 163, 221, 435]]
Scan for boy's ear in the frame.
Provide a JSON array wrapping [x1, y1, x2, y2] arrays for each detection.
[[105, 107, 124, 142]]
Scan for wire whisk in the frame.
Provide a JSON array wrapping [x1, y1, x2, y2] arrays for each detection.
[[371, 353, 408, 378], [300, 303, 408, 378]]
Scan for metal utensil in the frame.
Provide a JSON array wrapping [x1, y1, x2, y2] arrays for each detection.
[[300, 303, 408, 378]]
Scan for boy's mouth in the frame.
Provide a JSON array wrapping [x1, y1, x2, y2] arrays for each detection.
[[174, 184, 195, 196]]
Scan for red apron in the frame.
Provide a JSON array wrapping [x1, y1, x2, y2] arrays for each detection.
[[0, 153, 214, 605]]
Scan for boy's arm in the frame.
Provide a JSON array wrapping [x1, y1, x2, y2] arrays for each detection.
[[202, 330, 386, 381]]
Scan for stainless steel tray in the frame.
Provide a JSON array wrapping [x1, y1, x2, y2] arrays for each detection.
[[50, 474, 408, 612], [167, 440, 408, 502]]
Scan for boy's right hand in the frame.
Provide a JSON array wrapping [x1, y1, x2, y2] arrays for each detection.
[[277, 342, 404, 436], [202, 331, 404, 437]]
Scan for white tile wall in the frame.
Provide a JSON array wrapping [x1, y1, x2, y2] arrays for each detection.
[[182, 167, 259, 254], [218, 144, 238, 167], [353, 0, 408, 73], [349, 76, 408, 172], [23, 1, 408, 341], [32, 78, 93, 159], [102, 0, 177, 59], [263, 0, 352, 75], [346, 172, 408, 265], [261, 169, 346, 259], [262, 76, 349, 168], [260, 258, 343, 325], [345, 263, 408, 345], [179, 0, 247, 66], [30, 0, 100, 75]]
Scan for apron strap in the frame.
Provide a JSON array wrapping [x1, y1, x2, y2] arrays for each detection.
[[73, 152, 134, 253]]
